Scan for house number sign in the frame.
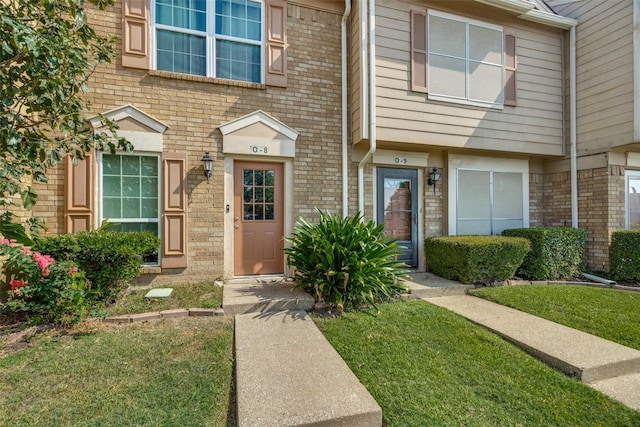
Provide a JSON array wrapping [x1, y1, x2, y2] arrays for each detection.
[[372, 150, 429, 168], [394, 157, 408, 164], [250, 145, 269, 154]]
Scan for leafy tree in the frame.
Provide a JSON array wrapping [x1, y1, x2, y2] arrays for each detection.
[[0, 0, 132, 243]]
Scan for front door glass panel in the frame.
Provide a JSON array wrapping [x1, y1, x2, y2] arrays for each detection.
[[382, 178, 413, 241], [242, 168, 275, 221]]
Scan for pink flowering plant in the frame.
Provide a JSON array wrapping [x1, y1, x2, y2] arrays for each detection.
[[1, 238, 89, 324]]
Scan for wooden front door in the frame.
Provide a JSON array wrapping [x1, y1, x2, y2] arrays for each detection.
[[234, 162, 284, 275]]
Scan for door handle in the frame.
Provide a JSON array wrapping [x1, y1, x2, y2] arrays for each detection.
[[234, 225, 239, 229], [234, 216, 239, 222]]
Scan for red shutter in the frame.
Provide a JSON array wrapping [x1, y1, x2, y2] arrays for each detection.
[[122, 0, 150, 70], [162, 153, 187, 269], [265, 0, 287, 87], [64, 150, 95, 233], [504, 33, 517, 106], [411, 10, 428, 93]]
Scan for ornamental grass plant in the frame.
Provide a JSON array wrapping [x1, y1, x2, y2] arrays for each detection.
[[284, 211, 408, 311]]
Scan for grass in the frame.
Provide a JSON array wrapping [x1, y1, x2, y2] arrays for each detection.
[[469, 284, 640, 350], [106, 281, 223, 316], [0, 317, 235, 426], [315, 300, 640, 426]]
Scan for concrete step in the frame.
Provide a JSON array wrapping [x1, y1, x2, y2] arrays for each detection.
[[222, 278, 315, 315], [589, 373, 640, 410], [235, 310, 382, 427], [425, 295, 640, 383], [404, 281, 473, 299]]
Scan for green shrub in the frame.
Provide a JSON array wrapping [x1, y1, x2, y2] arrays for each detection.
[[425, 235, 530, 284], [32, 231, 160, 303], [610, 230, 640, 283], [502, 227, 586, 280], [0, 239, 89, 325], [284, 211, 408, 311]]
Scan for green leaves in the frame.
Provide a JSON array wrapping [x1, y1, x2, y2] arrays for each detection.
[[284, 210, 408, 311], [0, 0, 128, 211]]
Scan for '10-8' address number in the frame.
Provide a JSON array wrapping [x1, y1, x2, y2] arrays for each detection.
[[250, 145, 268, 154]]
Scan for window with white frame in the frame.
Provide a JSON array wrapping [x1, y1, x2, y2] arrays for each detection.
[[428, 10, 504, 108], [456, 169, 523, 235], [626, 171, 640, 228], [101, 154, 160, 236], [154, 0, 263, 83]]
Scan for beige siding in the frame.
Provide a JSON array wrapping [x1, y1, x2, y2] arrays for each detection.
[[374, 0, 565, 156], [548, 0, 635, 154], [350, 0, 362, 143]]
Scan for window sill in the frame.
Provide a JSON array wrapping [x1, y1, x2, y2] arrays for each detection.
[[428, 93, 504, 110], [148, 70, 266, 90], [140, 266, 162, 275]]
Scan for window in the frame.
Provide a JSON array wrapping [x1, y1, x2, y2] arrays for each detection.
[[101, 154, 160, 235], [626, 171, 640, 228], [411, 10, 517, 108], [456, 170, 524, 235], [448, 155, 528, 236], [429, 11, 503, 107], [153, 0, 263, 83]]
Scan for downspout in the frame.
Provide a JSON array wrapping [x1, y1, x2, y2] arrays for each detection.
[[358, 0, 377, 214], [342, 0, 352, 217], [570, 25, 578, 227]]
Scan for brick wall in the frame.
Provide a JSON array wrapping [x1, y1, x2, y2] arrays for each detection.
[[28, 1, 345, 284], [529, 173, 544, 227], [542, 165, 627, 271]]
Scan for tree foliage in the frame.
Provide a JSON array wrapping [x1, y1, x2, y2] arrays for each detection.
[[0, 0, 131, 231]]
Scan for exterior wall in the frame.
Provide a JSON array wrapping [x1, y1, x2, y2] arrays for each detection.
[[529, 172, 544, 227], [543, 165, 626, 271], [31, 1, 345, 284], [371, 0, 565, 156], [548, 0, 635, 154], [350, 0, 363, 143]]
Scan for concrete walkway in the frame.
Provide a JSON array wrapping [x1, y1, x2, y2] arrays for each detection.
[[425, 294, 640, 410], [226, 277, 382, 426], [227, 276, 640, 425]]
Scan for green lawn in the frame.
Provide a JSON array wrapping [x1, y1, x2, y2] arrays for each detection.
[[106, 281, 223, 316], [0, 318, 235, 426], [470, 284, 640, 350], [315, 300, 640, 426]]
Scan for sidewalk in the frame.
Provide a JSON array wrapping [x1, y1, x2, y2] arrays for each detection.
[[227, 278, 640, 426], [425, 294, 640, 410]]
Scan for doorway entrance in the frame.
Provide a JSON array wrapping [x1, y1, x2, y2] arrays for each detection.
[[376, 167, 419, 267], [233, 161, 284, 275]]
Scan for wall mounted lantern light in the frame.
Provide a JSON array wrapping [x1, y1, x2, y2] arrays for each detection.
[[202, 152, 213, 183], [428, 167, 441, 194]]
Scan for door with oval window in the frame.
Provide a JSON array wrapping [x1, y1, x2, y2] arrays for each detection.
[[234, 162, 284, 275]]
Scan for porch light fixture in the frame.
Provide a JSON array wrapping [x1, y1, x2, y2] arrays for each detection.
[[202, 152, 213, 183], [428, 167, 441, 194]]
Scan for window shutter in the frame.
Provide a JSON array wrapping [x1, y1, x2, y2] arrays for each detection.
[[504, 33, 517, 106], [265, 0, 287, 87], [162, 153, 187, 269], [122, 0, 150, 70], [411, 10, 428, 93], [64, 150, 95, 233]]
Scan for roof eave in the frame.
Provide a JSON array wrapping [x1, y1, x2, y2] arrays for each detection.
[[520, 9, 578, 29]]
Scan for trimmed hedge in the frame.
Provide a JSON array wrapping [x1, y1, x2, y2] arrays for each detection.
[[610, 230, 640, 283], [425, 235, 530, 284], [32, 231, 160, 303], [502, 227, 586, 280]]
